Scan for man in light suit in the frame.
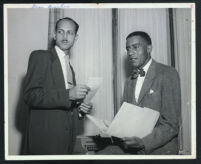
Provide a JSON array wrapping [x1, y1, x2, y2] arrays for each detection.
[[122, 31, 181, 154], [23, 17, 92, 155], [97, 31, 181, 155]]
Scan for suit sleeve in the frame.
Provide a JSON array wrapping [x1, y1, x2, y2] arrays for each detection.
[[23, 51, 73, 109], [142, 69, 181, 154]]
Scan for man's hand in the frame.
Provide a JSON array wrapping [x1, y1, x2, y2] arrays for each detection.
[[69, 84, 90, 100], [122, 137, 145, 150], [79, 102, 93, 114]]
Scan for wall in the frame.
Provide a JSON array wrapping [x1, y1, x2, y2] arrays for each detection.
[[7, 8, 49, 155]]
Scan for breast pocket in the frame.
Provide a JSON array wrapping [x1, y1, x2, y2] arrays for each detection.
[[143, 90, 161, 111]]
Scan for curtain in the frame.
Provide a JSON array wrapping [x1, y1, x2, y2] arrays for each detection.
[[116, 8, 171, 110], [173, 8, 192, 155], [48, 8, 114, 136], [48, 8, 64, 50], [47, 9, 193, 154]]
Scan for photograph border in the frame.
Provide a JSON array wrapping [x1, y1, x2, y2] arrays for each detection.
[[3, 3, 196, 160]]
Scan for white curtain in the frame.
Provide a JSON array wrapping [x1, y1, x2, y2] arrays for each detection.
[[173, 8, 192, 155], [48, 9, 114, 136], [48, 8, 64, 49], [47, 8, 192, 154], [117, 8, 171, 108]]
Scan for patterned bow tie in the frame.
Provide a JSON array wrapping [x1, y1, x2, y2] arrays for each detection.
[[131, 68, 145, 80]]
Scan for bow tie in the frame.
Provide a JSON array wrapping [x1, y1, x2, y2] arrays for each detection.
[[131, 68, 145, 80]]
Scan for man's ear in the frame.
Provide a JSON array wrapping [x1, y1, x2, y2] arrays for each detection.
[[74, 34, 78, 42], [53, 31, 56, 40], [147, 45, 152, 53]]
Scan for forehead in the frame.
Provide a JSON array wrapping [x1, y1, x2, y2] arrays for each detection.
[[56, 19, 76, 31], [126, 35, 147, 46]]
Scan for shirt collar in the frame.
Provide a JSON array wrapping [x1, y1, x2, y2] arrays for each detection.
[[55, 46, 66, 57], [142, 58, 152, 73]]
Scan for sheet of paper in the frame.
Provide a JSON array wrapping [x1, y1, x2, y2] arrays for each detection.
[[84, 77, 102, 103], [86, 77, 102, 90], [106, 102, 160, 138], [86, 115, 108, 133]]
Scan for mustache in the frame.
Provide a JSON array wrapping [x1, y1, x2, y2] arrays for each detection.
[[128, 57, 138, 60], [61, 40, 69, 43]]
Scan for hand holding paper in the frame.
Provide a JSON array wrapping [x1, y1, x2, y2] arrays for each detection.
[[69, 84, 90, 100], [122, 136, 145, 150], [86, 102, 160, 139], [78, 77, 102, 118], [79, 102, 93, 114]]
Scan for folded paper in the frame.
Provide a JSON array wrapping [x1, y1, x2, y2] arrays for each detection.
[[87, 102, 160, 139], [84, 77, 102, 103]]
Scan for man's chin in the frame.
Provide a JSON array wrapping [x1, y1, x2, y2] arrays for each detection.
[[60, 46, 71, 51], [130, 63, 139, 68]]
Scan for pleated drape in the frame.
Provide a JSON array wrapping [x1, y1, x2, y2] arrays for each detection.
[[47, 9, 193, 155], [48, 8, 114, 136], [116, 8, 171, 109], [47, 8, 64, 50], [173, 8, 192, 155]]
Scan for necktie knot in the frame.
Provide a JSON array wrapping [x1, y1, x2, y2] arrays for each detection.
[[131, 68, 145, 80]]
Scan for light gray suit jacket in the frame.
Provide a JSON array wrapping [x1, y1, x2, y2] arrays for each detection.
[[123, 60, 181, 155]]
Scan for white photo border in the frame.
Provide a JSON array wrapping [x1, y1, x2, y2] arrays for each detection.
[[4, 3, 196, 160]]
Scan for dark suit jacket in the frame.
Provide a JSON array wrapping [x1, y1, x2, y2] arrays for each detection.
[[123, 60, 181, 155], [23, 48, 79, 155]]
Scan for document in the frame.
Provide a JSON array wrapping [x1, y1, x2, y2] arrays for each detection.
[[86, 115, 108, 132], [86, 77, 102, 90], [86, 115, 111, 138], [87, 102, 160, 139], [84, 77, 102, 103]]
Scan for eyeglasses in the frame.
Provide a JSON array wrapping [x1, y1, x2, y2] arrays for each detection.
[[126, 43, 143, 53]]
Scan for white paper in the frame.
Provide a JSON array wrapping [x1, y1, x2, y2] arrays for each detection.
[[87, 102, 160, 139], [106, 102, 160, 138], [84, 77, 102, 103], [86, 115, 108, 132], [86, 77, 102, 90]]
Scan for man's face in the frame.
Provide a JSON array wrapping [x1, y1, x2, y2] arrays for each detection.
[[54, 19, 77, 53], [126, 35, 151, 68]]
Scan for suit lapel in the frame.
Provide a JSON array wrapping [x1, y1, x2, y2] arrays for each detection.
[[131, 79, 138, 105], [50, 48, 66, 89], [137, 60, 157, 104]]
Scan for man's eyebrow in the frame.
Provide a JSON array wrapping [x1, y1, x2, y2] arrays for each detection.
[[127, 43, 139, 47], [56, 28, 63, 31], [57, 28, 74, 32]]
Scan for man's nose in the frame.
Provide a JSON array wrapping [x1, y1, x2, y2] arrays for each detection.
[[63, 32, 69, 40], [128, 51, 136, 57]]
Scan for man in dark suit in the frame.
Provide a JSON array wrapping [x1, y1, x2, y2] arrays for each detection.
[[97, 31, 181, 155], [122, 31, 181, 155], [23, 17, 92, 155]]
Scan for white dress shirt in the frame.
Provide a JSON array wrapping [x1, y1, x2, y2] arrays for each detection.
[[135, 58, 152, 102], [55, 46, 70, 89]]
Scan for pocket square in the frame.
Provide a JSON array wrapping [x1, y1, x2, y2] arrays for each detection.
[[149, 89, 154, 94]]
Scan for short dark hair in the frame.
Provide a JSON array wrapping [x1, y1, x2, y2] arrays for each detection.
[[55, 17, 79, 34], [126, 31, 152, 45]]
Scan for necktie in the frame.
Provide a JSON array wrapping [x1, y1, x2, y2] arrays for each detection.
[[64, 55, 73, 89], [131, 68, 145, 80]]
